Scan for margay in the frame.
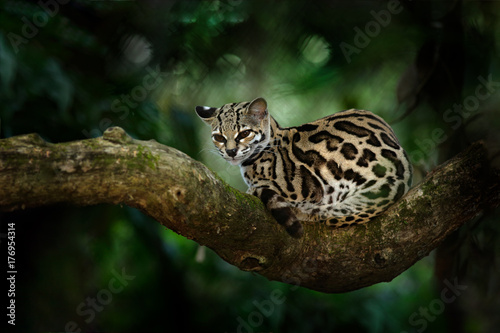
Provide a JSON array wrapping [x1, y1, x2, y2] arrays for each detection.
[[196, 98, 412, 237]]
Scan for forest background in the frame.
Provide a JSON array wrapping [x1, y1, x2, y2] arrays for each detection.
[[1, 0, 499, 332]]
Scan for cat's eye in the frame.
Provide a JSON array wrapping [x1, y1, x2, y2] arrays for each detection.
[[237, 130, 252, 141], [213, 134, 226, 143]]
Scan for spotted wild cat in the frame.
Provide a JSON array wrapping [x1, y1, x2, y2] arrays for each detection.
[[195, 98, 412, 238]]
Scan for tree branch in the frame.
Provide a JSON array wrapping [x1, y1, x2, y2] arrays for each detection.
[[1, 127, 499, 293]]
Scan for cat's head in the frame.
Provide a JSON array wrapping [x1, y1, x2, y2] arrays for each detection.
[[195, 97, 271, 165]]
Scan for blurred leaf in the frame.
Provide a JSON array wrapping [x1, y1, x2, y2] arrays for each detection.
[[0, 32, 17, 94]]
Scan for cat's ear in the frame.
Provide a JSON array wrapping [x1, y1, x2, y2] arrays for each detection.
[[195, 106, 218, 123], [248, 97, 268, 120]]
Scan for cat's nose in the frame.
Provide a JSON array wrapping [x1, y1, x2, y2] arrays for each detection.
[[226, 148, 237, 157]]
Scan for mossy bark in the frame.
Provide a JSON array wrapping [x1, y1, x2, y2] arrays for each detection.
[[1, 127, 499, 293]]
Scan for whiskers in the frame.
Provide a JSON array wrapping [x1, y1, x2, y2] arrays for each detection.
[[196, 147, 222, 160], [197, 141, 281, 167], [197, 147, 233, 171]]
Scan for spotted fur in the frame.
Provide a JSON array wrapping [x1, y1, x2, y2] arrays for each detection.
[[196, 98, 412, 238]]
